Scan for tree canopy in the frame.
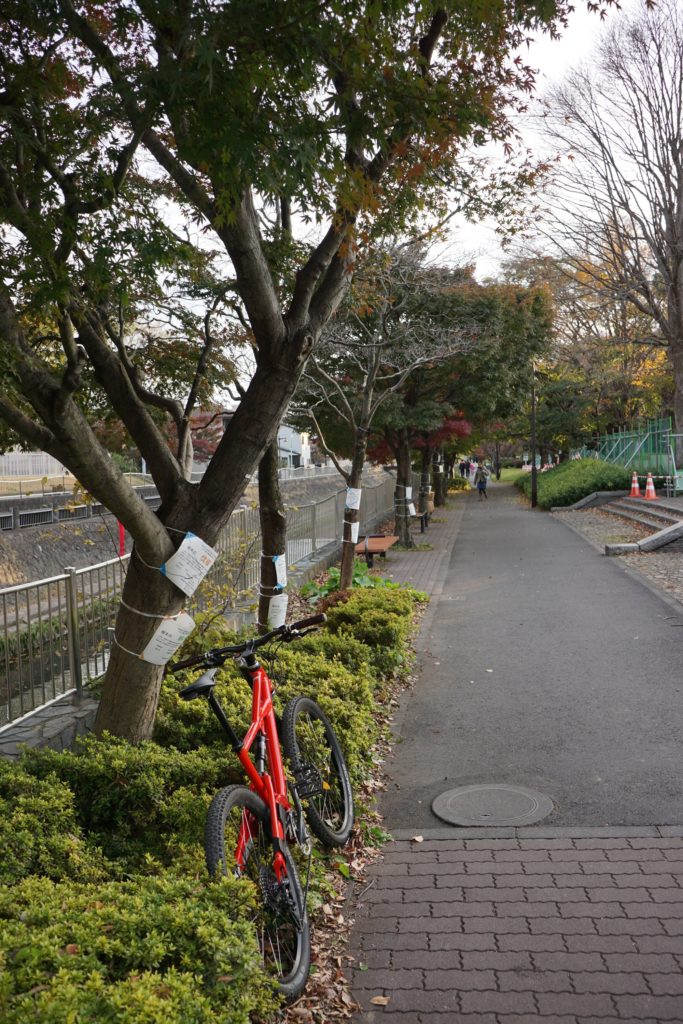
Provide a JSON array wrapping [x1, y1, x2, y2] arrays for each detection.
[[0, 0, 595, 739]]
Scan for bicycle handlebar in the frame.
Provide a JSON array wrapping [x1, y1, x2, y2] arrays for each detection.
[[169, 613, 327, 673]]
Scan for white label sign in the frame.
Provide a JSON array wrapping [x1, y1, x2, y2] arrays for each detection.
[[273, 553, 287, 590], [267, 592, 289, 628], [405, 486, 412, 500], [350, 521, 360, 543], [161, 532, 218, 597], [345, 487, 362, 510], [408, 502, 417, 516], [141, 612, 196, 665]]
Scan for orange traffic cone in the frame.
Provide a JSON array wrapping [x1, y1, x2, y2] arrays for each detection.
[[644, 472, 658, 500], [630, 472, 640, 497]]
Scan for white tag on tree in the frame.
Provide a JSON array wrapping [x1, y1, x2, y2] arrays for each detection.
[[345, 487, 362, 510], [267, 592, 289, 628], [408, 502, 417, 516], [405, 486, 412, 499], [350, 521, 360, 543], [273, 553, 287, 590], [141, 612, 196, 665], [161, 532, 218, 597]]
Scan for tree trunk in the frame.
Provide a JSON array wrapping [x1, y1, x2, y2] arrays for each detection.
[[394, 430, 414, 548], [419, 444, 432, 514], [339, 432, 367, 590], [672, 344, 683, 466], [94, 556, 186, 741], [257, 440, 288, 632], [433, 449, 446, 506]]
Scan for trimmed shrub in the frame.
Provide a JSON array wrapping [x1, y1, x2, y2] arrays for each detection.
[[446, 476, 470, 491], [291, 630, 376, 680], [324, 588, 419, 676], [0, 873, 275, 1024], [0, 760, 107, 884], [2, 584, 424, 1022], [516, 458, 631, 510], [22, 737, 236, 870], [269, 647, 377, 784]]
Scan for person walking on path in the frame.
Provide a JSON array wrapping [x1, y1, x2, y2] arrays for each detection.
[[474, 459, 489, 499]]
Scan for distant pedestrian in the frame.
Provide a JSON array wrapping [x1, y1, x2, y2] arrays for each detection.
[[474, 461, 489, 500], [459, 460, 467, 478]]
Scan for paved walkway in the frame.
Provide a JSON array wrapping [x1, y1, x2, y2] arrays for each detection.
[[349, 482, 683, 1023]]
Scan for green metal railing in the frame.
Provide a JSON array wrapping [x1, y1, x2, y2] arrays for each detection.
[[598, 418, 673, 474], [575, 418, 683, 492]]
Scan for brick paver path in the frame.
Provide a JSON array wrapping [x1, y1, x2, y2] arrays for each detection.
[[352, 833, 683, 1022], [350, 488, 683, 1022]]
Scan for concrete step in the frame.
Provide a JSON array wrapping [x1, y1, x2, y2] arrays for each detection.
[[605, 506, 675, 532], [608, 501, 681, 529], [603, 499, 683, 556], [619, 496, 683, 518]]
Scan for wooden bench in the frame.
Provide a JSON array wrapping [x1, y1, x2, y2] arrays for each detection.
[[355, 534, 399, 568]]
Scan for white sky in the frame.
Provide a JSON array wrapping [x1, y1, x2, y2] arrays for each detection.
[[432, 0, 644, 280]]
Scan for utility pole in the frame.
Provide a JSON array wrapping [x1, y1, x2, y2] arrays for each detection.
[[530, 361, 538, 509]]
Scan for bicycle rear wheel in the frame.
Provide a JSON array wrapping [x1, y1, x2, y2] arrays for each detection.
[[205, 784, 310, 1000], [282, 697, 354, 847]]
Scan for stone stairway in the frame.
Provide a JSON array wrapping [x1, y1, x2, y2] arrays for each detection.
[[605, 495, 683, 532], [601, 495, 683, 554]]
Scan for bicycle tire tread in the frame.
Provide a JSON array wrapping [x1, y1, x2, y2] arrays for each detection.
[[282, 696, 354, 848]]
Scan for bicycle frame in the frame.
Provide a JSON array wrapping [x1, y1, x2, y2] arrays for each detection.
[[232, 658, 291, 881]]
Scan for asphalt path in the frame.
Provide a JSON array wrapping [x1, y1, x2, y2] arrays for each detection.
[[382, 483, 683, 829]]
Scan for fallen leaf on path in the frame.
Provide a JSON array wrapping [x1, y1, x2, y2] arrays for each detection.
[[370, 996, 391, 1006], [411, 835, 424, 843]]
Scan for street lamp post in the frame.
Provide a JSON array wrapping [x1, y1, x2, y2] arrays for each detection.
[[530, 361, 538, 509]]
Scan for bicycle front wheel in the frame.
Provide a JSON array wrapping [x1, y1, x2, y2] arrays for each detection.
[[205, 784, 310, 1000], [282, 697, 354, 847]]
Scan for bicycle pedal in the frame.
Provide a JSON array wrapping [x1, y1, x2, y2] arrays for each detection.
[[292, 760, 323, 798]]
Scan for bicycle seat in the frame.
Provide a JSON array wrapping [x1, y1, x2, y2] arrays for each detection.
[[179, 668, 219, 701]]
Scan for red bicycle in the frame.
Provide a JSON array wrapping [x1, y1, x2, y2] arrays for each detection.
[[171, 613, 354, 999]]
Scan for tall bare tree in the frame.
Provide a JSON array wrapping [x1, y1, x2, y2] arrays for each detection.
[[536, 0, 683, 440]]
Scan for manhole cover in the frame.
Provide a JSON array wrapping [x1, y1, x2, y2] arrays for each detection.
[[431, 784, 553, 827]]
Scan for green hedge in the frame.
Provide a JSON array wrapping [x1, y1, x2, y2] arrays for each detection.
[[0, 874, 273, 1024], [0, 585, 423, 1023], [0, 760, 108, 885], [22, 738, 233, 871], [516, 458, 631, 510]]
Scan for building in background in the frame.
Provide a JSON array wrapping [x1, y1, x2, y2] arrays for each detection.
[[0, 449, 68, 477], [276, 425, 311, 468]]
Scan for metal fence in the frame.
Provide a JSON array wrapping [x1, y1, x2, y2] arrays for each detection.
[[0, 487, 161, 530], [0, 557, 129, 729], [277, 464, 343, 482], [0, 474, 395, 730], [574, 417, 683, 493], [202, 476, 395, 604], [0, 463, 343, 499], [0, 471, 154, 499]]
